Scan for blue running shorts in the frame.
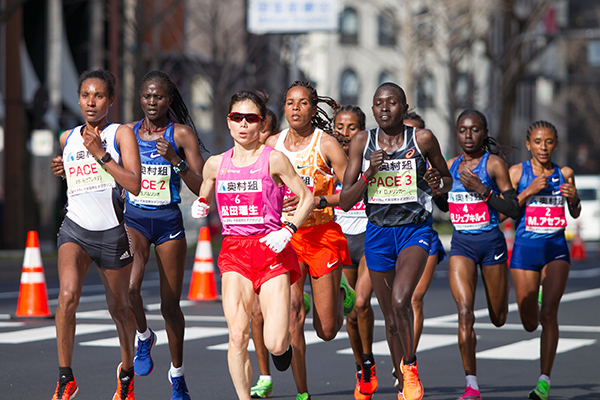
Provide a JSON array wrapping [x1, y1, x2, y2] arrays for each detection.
[[124, 203, 185, 245], [510, 234, 570, 272], [450, 227, 508, 266], [429, 229, 447, 263], [365, 219, 433, 272]]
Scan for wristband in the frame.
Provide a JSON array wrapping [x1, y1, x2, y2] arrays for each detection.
[[361, 173, 370, 183], [97, 152, 112, 166], [433, 178, 445, 190], [198, 197, 207, 204], [482, 187, 492, 202], [283, 221, 298, 234]]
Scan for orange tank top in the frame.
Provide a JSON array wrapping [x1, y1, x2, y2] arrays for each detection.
[[274, 128, 334, 227]]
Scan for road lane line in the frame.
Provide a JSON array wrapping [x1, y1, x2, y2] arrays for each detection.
[[80, 326, 230, 347], [477, 338, 597, 360]]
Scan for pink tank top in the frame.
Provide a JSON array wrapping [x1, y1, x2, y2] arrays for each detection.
[[216, 146, 284, 236]]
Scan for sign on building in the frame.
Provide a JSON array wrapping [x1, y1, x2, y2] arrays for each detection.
[[247, 0, 339, 34]]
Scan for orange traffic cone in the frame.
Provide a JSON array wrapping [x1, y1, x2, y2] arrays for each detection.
[[16, 231, 52, 317], [502, 219, 514, 265], [188, 226, 218, 301], [570, 222, 586, 261]]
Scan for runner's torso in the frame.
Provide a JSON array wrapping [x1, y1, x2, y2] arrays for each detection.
[[361, 126, 432, 227], [334, 182, 367, 235], [63, 123, 124, 231], [275, 128, 334, 227], [216, 146, 284, 236], [126, 120, 182, 209]]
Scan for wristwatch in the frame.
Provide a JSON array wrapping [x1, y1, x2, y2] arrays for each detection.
[[316, 195, 328, 209], [173, 159, 188, 174], [97, 152, 112, 166]]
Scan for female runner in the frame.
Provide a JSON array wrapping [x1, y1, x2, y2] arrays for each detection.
[[191, 90, 313, 400], [508, 121, 580, 400], [50, 69, 141, 400], [124, 70, 205, 400], [444, 110, 519, 400]]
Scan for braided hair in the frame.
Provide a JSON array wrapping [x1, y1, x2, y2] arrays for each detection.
[[78, 70, 116, 99], [526, 120, 558, 141], [284, 81, 340, 134], [331, 105, 366, 147], [141, 70, 207, 152], [456, 109, 508, 160]]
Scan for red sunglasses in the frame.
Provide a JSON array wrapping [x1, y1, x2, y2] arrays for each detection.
[[228, 112, 262, 124]]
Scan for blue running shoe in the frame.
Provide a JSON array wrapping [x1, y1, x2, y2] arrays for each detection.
[[169, 371, 191, 400], [133, 328, 156, 376]]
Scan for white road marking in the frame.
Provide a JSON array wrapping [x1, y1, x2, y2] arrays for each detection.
[[0, 324, 115, 344], [0, 322, 24, 328], [477, 338, 597, 360], [338, 334, 460, 356], [208, 330, 349, 351], [80, 327, 230, 347]]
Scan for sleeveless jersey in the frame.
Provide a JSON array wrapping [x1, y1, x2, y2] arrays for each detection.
[[126, 120, 182, 209], [334, 182, 367, 235], [515, 161, 567, 239], [216, 146, 284, 236], [274, 128, 335, 227], [63, 124, 124, 231], [448, 153, 500, 233], [362, 126, 432, 227]]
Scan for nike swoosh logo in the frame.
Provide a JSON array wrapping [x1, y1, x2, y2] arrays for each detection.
[[250, 168, 262, 174], [270, 263, 283, 270], [296, 165, 310, 169], [556, 254, 567, 259], [169, 231, 182, 239], [326, 260, 337, 268], [552, 190, 561, 195], [494, 252, 505, 260], [150, 153, 161, 158], [551, 178, 559, 182]]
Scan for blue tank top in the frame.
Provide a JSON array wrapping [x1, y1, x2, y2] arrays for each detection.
[[126, 120, 182, 209], [515, 161, 566, 239], [448, 153, 500, 234]]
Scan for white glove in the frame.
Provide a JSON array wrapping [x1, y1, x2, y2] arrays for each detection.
[[191, 197, 209, 219], [259, 227, 293, 253]]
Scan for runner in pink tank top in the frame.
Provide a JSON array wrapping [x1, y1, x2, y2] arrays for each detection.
[[191, 90, 313, 400]]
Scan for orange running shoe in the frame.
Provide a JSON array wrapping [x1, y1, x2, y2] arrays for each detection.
[[359, 359, 378, 394], [112, 363, 135, 400], [400, 359, 423, 400], [398, 391, 405, 400], [51, 379, 79, 400], [354, 371, 372, 400]]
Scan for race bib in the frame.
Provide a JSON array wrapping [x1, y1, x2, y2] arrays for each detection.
[[65, 157, 115, 195], [334, 183, 366, 217], [129, 164, 172, 206], [448, 191, 490, 230], [367, 159, 417, 204], [217, 179, 264, 225], [525, 195, 566, 234]]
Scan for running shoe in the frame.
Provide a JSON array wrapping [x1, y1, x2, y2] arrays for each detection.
[[359, 359, 378, 394], [304, 292, 312, 315], [528, 380, 550, 400], [251, 379, 273, 398], [456, 386, 482, 400], [168, 371, 191, 400], [133, 327, 156, 376], [51, 379, 79, 400], [398, 391, 405, 400], [354, 371, 372, 400], [296, 393, 311, 400], [340, 274, 356, 315], [400, 359, 423, 400], [113, 363, 135, 400]]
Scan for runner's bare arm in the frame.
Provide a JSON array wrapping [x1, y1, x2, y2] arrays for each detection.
[[320, 133, 348, 208], [560, 166, 581, 219], [509, 163, 547, 206], [416, 128, 451, 194], [97, 124, 141, 195], [166, 124, 205, 196], [339, 130, 370, 211], [270, 150, 313, 228], [197, 155, 222, 204], [50, 130, 71, 178]]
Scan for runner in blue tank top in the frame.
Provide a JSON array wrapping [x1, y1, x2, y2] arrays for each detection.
[[508, 121, 581, 400], [124, 70, 206, 400], [340, 83, 452, 400], [439, 110, 519, 400]]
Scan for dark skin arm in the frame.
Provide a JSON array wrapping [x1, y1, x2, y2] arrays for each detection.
[[461, 154, 513, 195]]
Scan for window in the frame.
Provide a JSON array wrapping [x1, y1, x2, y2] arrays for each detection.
[[416, 73, 435, 109], [378, 10, 397, 46], [588, 40, 600, 67], [455, 73, 472, 108], [340, 7, 359, 44], [378, 71, 397, 86], [340, 69, 360, 105]]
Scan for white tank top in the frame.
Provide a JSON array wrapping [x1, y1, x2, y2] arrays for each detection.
[[63, 124, 125, 231]]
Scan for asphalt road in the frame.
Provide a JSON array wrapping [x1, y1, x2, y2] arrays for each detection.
[[1, 246, 599, 399]]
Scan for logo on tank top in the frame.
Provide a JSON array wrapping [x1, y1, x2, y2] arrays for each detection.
[[150, 152, 161, 158], [405, 149, 415, 158]]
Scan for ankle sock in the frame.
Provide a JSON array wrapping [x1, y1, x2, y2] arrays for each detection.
[[120, 366, 134, 380], [362, 353, 374, 364], [59, 366, 74, 382], [403, 355, 417, 366], [137, 328, 152, 341], [466, 375, 479, 391], [539, 374, 551, 386], [259, 375, 272, 382], [170, 363, 185, 378]]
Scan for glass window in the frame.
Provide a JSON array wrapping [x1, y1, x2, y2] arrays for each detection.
[[340, 69, 360, 105], [340, 7, 359, 45], [378, 10, 397, 46], [416, 73, 435, 109]]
